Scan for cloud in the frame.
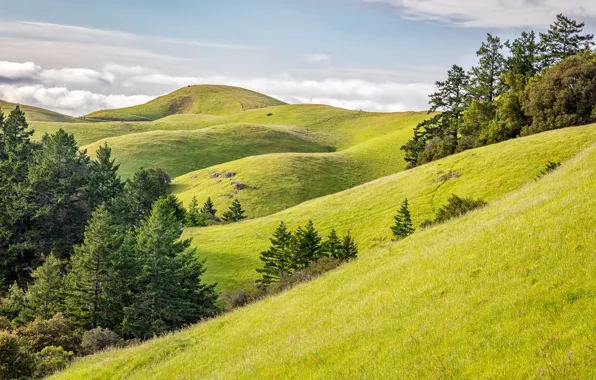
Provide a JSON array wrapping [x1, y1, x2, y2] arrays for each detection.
[[366, 0, 596, 28], [303, 54, 332, 63], [0, 61, 42, 82], [40, 68, 115, 86]]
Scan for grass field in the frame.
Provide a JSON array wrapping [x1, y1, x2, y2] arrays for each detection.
[[51, 131, 596, 379], [85, 85, 286, 121], [0, 100, 81, 123]]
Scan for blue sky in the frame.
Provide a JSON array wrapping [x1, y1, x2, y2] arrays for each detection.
[[0, 0, 595, 115]]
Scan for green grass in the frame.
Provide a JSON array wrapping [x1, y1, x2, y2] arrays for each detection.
[[82, 124, 332, 179], [85, 85, 286, 121], [179, 124, 596, 292], [0, 100, 81, 123], [51, 131, 596, 379]]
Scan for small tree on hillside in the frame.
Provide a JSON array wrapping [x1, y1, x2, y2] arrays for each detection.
[[200, 197, 218, 224], [221, 199, 247, 223], [22, 254, 63, 321], [185, 196, 205, 227], [340, 232, 358, 261], [323, 229, 342, 259], [256, 222, 294, 287], [88, 142, 123, 209], [290, 220, 323, 270], [391, 199, 415, 240]]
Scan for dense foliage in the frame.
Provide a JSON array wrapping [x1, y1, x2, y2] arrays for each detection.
[[402, 14, 595, 167]]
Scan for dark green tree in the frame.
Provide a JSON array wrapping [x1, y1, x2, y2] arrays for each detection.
[[122, 198, 218, 339], [256, 222, 294, 286], [340, 231, 358, 261], [221, 199, 247, 223], [290, 220, 323, 270], [63, 204, 122, 329], [88, 143, 123, 210], [0, 282, 26, 322], [505, 31, 540, 77], [22, 254, 63, 321], [160, 195, 187, 225], [185, 196, 205, 227], [201, 197, 217, 218], [539, 14, 595, 68], [391, 199, 415, 240], [429, 64, 470, 114], [323, 229, 342, 259], [469, 33, 506, 102]]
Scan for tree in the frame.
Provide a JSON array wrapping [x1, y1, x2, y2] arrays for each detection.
[[160, 195, 187, 225], [391, 199, 415, 240], [429, 64, 470, 114], [22, 254, 63, 321], [256, 222, 294, 286], [201, 197, 217, 218], [88, 143, 123, 209], [123, 198, 218, 339], [0, 282, 26, 322], [63, 204, 122, 329], [34, 345, 74, 378], [16, 313, 79, 353], [185, 196, 205, 227], [539, 14, 595, 68], [221, 199, 247, 223], [323, 229, 342, 259], [506, 31, 540, 77], [290, 220, 323, 270], [340, 232, 358, 261], [469, 33, 506, 102], [0, 330, 35, 380]]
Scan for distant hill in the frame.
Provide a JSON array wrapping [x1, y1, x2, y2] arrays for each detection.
[[0, 100, 81, 123], [84, 85, 287, 121]]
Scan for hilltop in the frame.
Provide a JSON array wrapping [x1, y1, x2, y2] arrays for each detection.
[[0, 100, 81, 123], [84, 85, 287, 121]]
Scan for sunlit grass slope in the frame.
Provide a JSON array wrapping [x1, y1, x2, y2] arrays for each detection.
[[181, 125, 596, 291], [82, 124, 331, 178], [0, 99, 81, 123], [52, 135, 596, 379], [85, 85, 286, 121]]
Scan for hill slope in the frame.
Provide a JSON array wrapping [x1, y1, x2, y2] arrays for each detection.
[[51, 137, 596, 379], [0, 100, 81, 123], [84, 85, 286, 121]]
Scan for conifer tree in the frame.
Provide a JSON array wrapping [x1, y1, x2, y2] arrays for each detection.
[[88, 143, 122, 209], [323, 229, 342, 259], [160, 195, 187, 224], [290, 220, 323, 270], [0, 282, 26, 322], [256, 222, 294, 286], [505, 31, 540, 77], [63, 204, 122, 329], [221, 199, 247, 223], [201, 197, 217, 218], [123, 198, 218, 339], [391, 199, 415, 240], [340, 231, 358, 261], [539, 14, 595, 68], [185, 196, 205, 227], [469, 33, 505, 102], [22, 254, 63, 321]]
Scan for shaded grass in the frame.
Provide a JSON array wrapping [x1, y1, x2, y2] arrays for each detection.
[[0, 100, 81, 123], [51, 132, 596, 380]]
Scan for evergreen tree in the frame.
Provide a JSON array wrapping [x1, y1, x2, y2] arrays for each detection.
[[340, 231, 358, 261], [469, 34, 506, 102], [256, 222, 294, 286], [539, 14, 595, 68], [185, 196, 205, 227], [22, 254, 63, 321], [323, 229, 342, 259], [0, 282, 26, 322], [160, 195, 187, 225], [429, 64, 470, 114], [123, 198, 218, 339], [391, 199, 415, 240], [88, 143, 122, 210], [221, 199, 247, 223], [201, 197, 217, 218], [290, 220, 323, 270], [505, 31, 540, 77], [63, 204, 122, 329]]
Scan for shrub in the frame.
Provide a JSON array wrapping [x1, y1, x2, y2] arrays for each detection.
[[35, 346, 74, 378], [434, 195, 488, 224], [540, 161, 561, 176], [81, 327, 124, 354], [0, 330, 35, 380], [276, 257, 343, 292], [222, 287, 265, 310], [0, 316, 13, 331], [17, 313, 80, 353]]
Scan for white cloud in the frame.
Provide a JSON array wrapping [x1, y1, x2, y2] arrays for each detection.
[[303, 54, 332, 63], [366, 0, 596, 28], [40, 68, 115, 86], [0, 61, 42, 80]]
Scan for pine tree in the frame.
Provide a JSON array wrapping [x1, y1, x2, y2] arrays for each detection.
[[123, 198, 218, 339], [22, 254, 63, 321], [88, 143, 123, 209], [429, 65, 470, 115], [539, 14, 595, 68], [160, 195, 187, 224], [201, 197, 217, 218], [221, 199, 247, 223], [185, 196, 205, 227], [391, 199, 415, 240], [63, 204, 122, 329], [256, 222, 294, 286], [340, 231, 358, 261], [469, 33, 505, 102], [290, 220, 323, 270], [505, 31, 540, 77], [0, 282, 26, 322], [323, 229, 342, 259]]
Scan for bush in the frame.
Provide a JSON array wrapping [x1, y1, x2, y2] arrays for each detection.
[[434, 195, 488, 224], [35, 346, 74, 378], [0, 316, 13, 331], [81, 327, 124, 354], [276, 257, 343, 292], [0, 330, 35, 380], [17, 313, 80, 353], [221, 287, 265, 310]]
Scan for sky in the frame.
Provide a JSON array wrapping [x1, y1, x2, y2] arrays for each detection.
[[0, 0, 595, 116]]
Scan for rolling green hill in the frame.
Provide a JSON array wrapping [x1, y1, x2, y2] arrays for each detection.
[[51, 131, 596, 379], [84, 85, 286, 121], [0, 99, 81, 123]]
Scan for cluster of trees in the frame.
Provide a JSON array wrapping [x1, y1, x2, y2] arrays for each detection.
[[0, 108, 219, 378], [185, 196, 247, 227], [257, 221, 358, 287], [402, 14, 596, 167]]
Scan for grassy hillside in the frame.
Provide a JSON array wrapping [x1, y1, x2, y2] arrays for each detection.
[[51, 135, 596, 379], [84, 85, 286, 121], [82, 124, 331, 178], [180, 125, 596, 291], [0, 100, 81, 123]]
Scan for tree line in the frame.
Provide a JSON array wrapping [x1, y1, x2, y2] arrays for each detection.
[[402, 14, 596, 167]]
